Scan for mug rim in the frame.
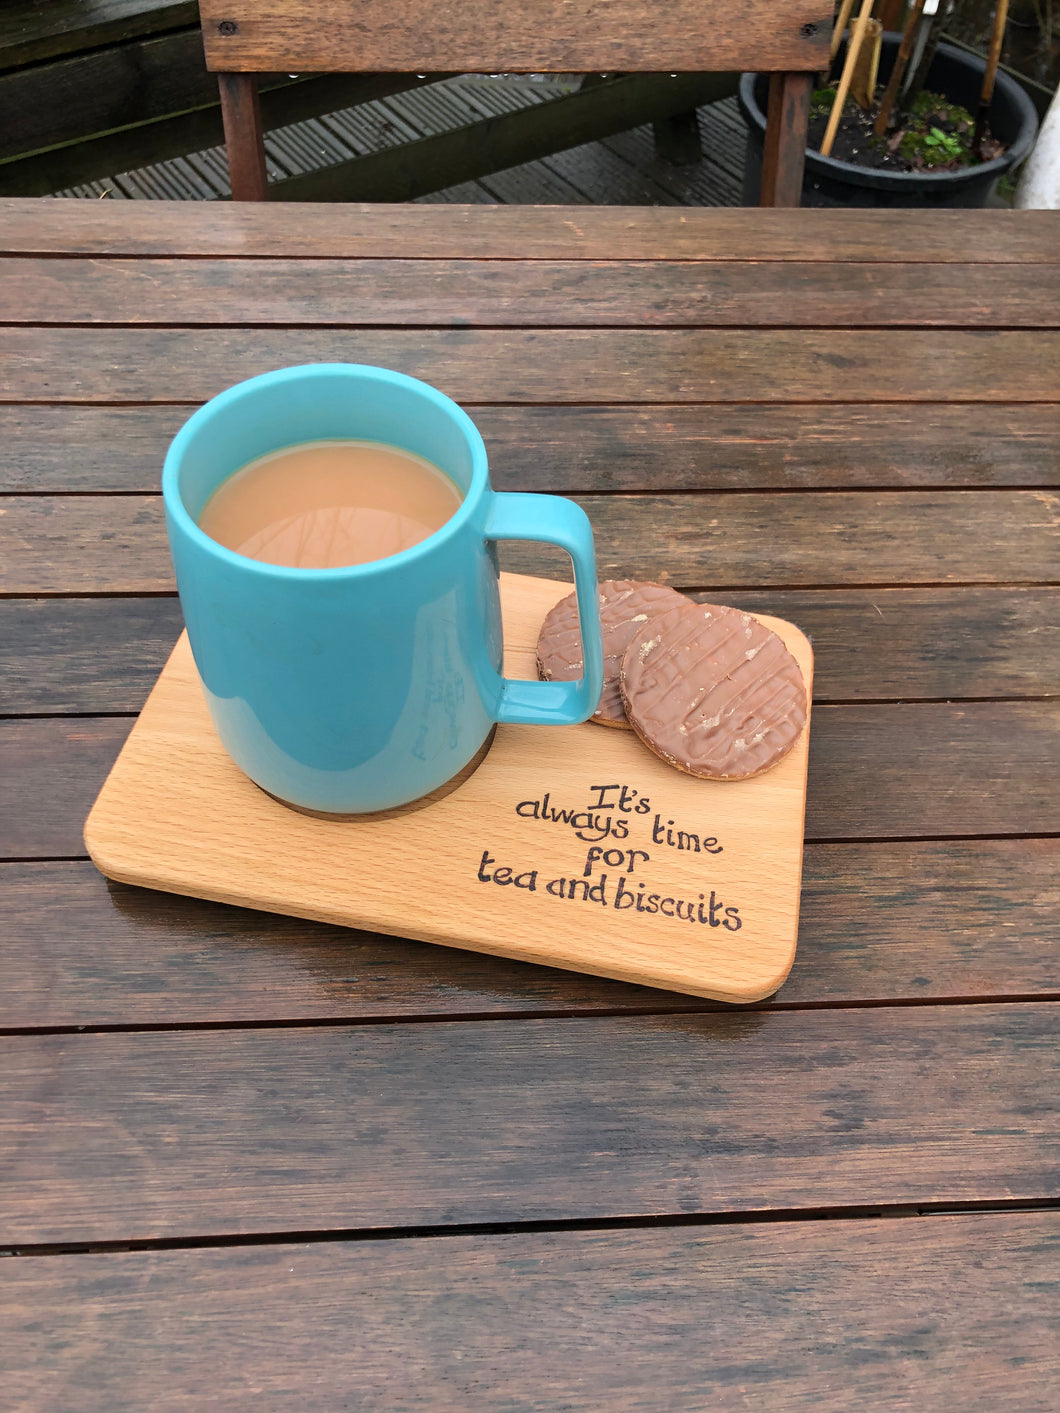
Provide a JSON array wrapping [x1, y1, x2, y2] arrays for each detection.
[[162, 362, 490, 580]]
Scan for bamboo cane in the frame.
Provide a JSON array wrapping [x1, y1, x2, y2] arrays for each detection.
[[830, 0, 858, 62], [851, 18, 883, 108], [973, 0, 1011, 152], [821, 0, 876, 158], [874, 0, 928, 135]]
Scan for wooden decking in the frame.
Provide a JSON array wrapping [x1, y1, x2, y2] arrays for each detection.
[[54, 76, 747, 205]]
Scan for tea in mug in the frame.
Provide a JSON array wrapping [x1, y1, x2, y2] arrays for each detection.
[[198, 439, 463, 568]]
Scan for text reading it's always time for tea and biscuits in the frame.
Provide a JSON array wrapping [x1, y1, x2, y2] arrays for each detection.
[[475, 782, 742, 930]]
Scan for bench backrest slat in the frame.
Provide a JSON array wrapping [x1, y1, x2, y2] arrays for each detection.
[[199, 0, 829, 74]]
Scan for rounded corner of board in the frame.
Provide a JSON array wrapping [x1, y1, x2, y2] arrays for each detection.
[[720, 950, 798, 1005], [83, 812, 134, 887]]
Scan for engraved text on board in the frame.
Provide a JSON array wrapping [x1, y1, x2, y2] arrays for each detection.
[[476, 781, 743, 930]]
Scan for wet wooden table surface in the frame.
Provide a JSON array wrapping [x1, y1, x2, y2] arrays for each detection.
[[1, 198, 1058, 1411]]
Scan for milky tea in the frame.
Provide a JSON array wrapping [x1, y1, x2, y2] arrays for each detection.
[[198, 439, 463, 569]]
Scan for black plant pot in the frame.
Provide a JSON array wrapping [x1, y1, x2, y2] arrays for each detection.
[[739, 37, 1039, 207]]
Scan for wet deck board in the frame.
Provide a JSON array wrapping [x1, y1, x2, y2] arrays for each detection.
[[54, 77, 746, 207]]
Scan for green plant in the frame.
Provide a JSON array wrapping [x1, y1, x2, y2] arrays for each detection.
[[896, 97, 979, 167], [924, 125, 964, 156]]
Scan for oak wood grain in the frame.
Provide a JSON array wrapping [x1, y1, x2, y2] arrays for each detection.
[[82, 597, 810, 1005], [4, 327, 1057, 403], [9, 257, 1058, 327], [4, 492, 1056, 594], [3, 588, 1056, 715], [2, 1004, 1056, 1243], [2, 703, 1056, 859], [3, 202, 1057, 262], [3, 1214, 1057, 1412], [197, 0, 827, 74], [4, 404, 1056, 493], [2, 839, 1056, 1026]]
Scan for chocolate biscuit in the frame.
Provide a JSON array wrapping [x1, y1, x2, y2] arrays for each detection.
[[620, 602, 807, 779], [537, 579, 691, 727]]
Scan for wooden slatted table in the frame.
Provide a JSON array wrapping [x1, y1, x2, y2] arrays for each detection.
[[1, 198, 1058, 1410]]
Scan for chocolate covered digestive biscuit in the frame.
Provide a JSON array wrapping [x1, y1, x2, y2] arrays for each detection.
[[537, 579, 691, 727], [621, 602, 807, 780]]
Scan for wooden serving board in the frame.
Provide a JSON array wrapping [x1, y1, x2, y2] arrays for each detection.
[[85, 573, 813, 1003]]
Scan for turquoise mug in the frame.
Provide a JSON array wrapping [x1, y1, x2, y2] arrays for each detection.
[[163, 364, 603, 815]]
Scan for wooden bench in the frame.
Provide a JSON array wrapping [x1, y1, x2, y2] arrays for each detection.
[[203, 0, 823, 204]]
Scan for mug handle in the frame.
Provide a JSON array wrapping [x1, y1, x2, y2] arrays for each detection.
[[484, 492, 603, 725]]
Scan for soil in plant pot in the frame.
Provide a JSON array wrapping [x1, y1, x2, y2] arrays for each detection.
[[807, 87, 1007, 172]]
